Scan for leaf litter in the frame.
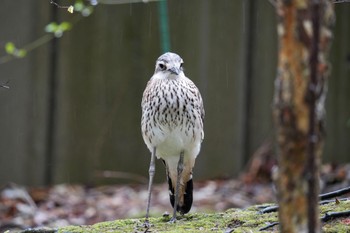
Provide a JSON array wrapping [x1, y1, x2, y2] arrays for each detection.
[[0, 161, 349, 232]]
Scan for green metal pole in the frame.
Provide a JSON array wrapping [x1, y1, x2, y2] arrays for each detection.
[[158, 0, 171, 53]]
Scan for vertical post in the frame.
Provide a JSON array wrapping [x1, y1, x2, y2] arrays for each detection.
[[273, 0, 334, 232], [45, 6, 59, 185], [242, 0, 256, 164], [158, 0, 171, 53]]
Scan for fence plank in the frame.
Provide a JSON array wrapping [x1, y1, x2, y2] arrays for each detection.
[[325, 5, 350, 163], [0, 1, 349, 186], [0, 0, 51, 185], [53, 0, 249, 183], [246, 1, 277, 160]]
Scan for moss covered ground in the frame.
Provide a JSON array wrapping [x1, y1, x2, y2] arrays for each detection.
[[4, 200, 348, 232], [54, 200, 350, 233]]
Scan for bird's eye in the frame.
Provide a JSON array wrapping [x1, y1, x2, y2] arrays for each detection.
[[180, 63, 184, 68], [159, 63, 166, 70]]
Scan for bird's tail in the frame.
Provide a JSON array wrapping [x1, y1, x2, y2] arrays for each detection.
[[167, 174, 193, 214], [163, 159, 193, 215]]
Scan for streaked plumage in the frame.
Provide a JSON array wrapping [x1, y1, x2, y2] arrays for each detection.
[[141, 52, 204, 224]]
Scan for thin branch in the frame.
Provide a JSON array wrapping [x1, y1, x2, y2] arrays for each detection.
[[259, 205, 279, 214], [259, 187, 350, 213], [1, 0, 160, 65], [23, 34, 54, 52], [260, 210, 350, 231], [0, 54, 15, 65], [0, 14, 82, 65], [260, 198, 350, 214], [320, 186, 350, 200], [49, 0, 70, 9], [0, 81, 10, 89], [320, 197, 350, 205], [259, 222, 279, 231], [321, 210, 350, 222], [333, 0, 350, 3], [224, 228, 235, 233], [0, 35, 54, 65]]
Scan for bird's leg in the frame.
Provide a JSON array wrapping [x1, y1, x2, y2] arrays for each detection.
[[169, 151, 184, 223], [144, 147, 156, 228]]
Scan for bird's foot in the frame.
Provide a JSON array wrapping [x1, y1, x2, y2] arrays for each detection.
[[168, 216, 177, 224], [143, 219, 152, 228]]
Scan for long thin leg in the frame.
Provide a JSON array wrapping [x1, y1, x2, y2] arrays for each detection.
[[169, 151, 184, 223], [144, 147, 156, 227]]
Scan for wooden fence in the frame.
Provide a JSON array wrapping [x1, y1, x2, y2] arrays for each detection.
[[0, 0, 349, 186]]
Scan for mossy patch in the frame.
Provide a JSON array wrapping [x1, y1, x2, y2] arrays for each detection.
[[57, 206, 279, 233], [43, 201, 350, 233], [320, 200, 350, 233]]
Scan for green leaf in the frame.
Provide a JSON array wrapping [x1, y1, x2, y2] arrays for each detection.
[[59, 22, 72, 31], [5, 42, 15, 54], [82, 6, 93, 17], [45, 22, 58, 33], [54, 31, 63, 38], [45, 22, 72, 38], [16, 49, 27, 58], [74, 1, 84, 11]]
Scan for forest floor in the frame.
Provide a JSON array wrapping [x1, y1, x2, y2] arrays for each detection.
[[1, 162, 349, 232]]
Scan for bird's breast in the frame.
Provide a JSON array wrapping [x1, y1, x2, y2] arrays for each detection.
[[141, 78, 203, 159]]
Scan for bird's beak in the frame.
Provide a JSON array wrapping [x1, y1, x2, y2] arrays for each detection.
[[168, 67, 180, 75]]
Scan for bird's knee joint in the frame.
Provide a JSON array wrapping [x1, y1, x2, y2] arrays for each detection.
[[149, 166, 155, 175]]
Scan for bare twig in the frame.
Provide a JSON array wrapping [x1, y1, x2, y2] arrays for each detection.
[[320, 197, 349, 205], [0, 35, 54, 65], [224, 228, 235, 233], [0, 11, 82, 65], [49, 0, 70, 9], [0, 81, 10, 89], [260, 187, 350, 213], [333, 0, 350, 3], [260, 205, 279, 214], [260, 210, 350, 231], [321, 210, 350, 222], [259, 222, 279, 231], [320, 186, 350, 200], [50, 0, 74, 13], [260, 198, 350, 214]]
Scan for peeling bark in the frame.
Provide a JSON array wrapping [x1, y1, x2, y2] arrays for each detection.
[[273, 1, 334, 232]]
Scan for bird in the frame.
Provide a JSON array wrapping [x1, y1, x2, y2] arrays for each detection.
[[141, 52, 204, 225]]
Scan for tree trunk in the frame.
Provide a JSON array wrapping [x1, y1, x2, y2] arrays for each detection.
[[273, 1, 334, 232]]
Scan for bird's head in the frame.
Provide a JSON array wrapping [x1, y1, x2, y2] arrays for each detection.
[[154, 52, 184, 77]]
